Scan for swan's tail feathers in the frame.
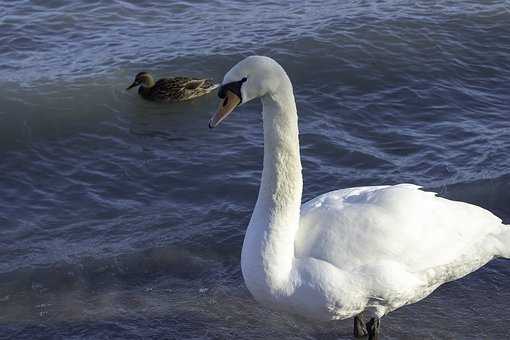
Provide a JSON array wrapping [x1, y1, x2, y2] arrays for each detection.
[[499, 226, 510, 259]]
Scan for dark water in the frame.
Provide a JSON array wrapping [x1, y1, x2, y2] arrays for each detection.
[[1, 1, 510, 339]]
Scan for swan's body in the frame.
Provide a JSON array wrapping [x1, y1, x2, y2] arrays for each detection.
[[255, 184, 507, 320], [127, 72, 218, 102], [209, 56, 509, 337]]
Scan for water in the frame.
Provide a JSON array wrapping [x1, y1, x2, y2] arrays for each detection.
[[1, 0, 509, 338]]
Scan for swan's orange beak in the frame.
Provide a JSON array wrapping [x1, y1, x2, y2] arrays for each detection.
[[209, 90, 241, 128]]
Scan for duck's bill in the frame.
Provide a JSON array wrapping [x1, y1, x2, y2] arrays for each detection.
[[209, 90, 241, 128], [126, 82, 137, 90]]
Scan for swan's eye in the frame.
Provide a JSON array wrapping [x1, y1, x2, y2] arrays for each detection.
[[218, 78, 245, 102]]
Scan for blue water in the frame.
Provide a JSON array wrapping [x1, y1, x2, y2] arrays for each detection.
[[1, 1, 509, 338]]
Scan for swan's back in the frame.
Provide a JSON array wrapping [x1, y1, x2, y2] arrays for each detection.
[[295, 184, 506, 279]]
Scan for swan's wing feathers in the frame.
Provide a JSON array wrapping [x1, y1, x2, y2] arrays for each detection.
[[296, 184, 503, 274], [300, 185, 392, 215]]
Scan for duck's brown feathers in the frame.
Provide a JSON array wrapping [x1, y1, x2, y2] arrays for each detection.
[[139, 77, 218, 102]]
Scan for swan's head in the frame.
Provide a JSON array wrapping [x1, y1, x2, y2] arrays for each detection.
[[209, 56, 287, 128]]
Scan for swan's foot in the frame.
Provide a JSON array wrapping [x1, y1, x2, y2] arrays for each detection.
[[367, 317, 380, 340], [353, 313, 368, 337]]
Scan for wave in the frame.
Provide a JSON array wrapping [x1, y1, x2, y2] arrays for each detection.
[[432, 172, 510, 224]]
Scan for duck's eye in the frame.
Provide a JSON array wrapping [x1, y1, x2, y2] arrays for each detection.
[[241, 77, 247, 83], [223, 97, 229, 107]]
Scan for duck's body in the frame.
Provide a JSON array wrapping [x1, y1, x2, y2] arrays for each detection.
[[209, 56, 509, 338], [127, 72, 218, 102]]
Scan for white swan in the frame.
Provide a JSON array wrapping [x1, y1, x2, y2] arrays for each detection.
[[208, 56, 510, 339]]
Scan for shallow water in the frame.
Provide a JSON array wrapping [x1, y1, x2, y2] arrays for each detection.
[[1, 0, 510, 339]]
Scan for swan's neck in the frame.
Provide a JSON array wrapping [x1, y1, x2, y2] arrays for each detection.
[[241, 80, 302, 296]]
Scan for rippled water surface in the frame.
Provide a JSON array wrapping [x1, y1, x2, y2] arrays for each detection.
[[1, 1, 510, 339]]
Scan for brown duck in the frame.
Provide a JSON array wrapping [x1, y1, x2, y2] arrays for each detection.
[[126, 72, 218, 102]]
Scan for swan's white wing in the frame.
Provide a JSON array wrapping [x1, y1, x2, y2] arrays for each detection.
[[295, 184, 506, 285]]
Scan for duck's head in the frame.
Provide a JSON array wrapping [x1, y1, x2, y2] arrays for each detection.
[[209, 56, 288, 128], [126, 72, 154, 90]]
